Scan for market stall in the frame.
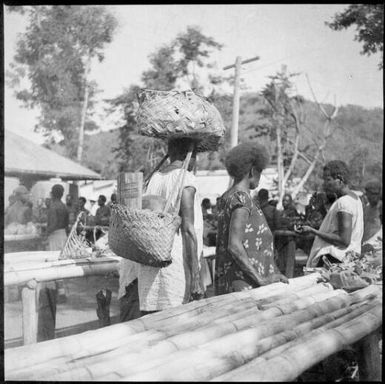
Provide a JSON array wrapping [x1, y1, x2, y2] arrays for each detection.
[[4, 233, 43, 253], [4, 273, 382, 381], [4, 130, 102, 253]]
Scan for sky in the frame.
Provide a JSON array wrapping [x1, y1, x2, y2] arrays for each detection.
[[4, 4, 383, 144]]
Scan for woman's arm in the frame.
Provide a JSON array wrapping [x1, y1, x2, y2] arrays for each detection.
[[180, 186, 202, 298], [302, 211, 353, 247], [227, 207, 264, 286]]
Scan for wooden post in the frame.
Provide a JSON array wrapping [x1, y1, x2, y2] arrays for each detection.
[[223, 55, 260, 149], [274, 231, 296, 278], [37, 281, 57, 342], [356, 328, 381, 381], [96, 289, 112, 327], [116, 172, 143, 323], [77, 53, 91, 163], [69, 182, 79, 202], [117, 172, 143, 209], [230, 56, 242, 149], [285, 239, 296, 279], [21, 279, 39, 345]]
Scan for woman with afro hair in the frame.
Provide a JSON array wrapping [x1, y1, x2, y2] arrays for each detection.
[[214, 143, 288, 295]]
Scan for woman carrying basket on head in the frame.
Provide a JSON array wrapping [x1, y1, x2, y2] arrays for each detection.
[[137, 137, 204, 315]]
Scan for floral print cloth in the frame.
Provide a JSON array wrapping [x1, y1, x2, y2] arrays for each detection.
[[215, 190, 280, 295]]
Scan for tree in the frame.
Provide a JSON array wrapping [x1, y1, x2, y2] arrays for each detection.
[[349, 146, 370, 189], [106, 85, 168, 176], [110, 26, 226, 177], [326, 4, 384, 69], [250, 67, 342, 201], [173, 26, 224, 92], [6, 5, 118, 161], [254, 65, 305, 205], [290, 75, 339, 198]]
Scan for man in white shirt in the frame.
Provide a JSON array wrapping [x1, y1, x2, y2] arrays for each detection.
[[298, 160, 364, 268]]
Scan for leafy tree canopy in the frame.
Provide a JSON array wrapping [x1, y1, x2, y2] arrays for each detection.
[[326, 4, 384, 69], [6, 5, 118, 158], [109, 26, 226, 176]]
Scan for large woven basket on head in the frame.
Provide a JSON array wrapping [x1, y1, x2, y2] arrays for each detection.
[[136, 89, 225, 152], [108, 145, 194, 267]]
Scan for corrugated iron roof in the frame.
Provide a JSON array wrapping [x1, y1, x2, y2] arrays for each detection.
[[4, 130, 101, 181]]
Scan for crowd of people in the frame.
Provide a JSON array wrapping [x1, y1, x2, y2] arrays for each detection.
[[4, 141, 382, 330], [118, 140, 382, 325], [198, 159, 382, 293], [5, 184, 117, 247]]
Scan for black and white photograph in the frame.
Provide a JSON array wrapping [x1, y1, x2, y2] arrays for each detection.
[[3, 4, 383, 381]]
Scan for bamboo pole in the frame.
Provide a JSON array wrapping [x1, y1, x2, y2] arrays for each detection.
[[7, 287, 379, 381], [132, 297, 381, 382], [122, 289, 378, 381], [4, 293, 259, 374], [214, 305, 382, 382], [4, 251, 61, 266], [213, 298, 381, 381], [6, 329, 167, 381], [43, 288, 342, 381], [40, 295, 376, 380], [4, 258, 119, 286], [256, 292, 381, 362], [4, 274, 321, 373], [6, 280, 329, 379], [119, 292, 376, 382], [5, 255, 120, 274], [6, 274, 320, 363]]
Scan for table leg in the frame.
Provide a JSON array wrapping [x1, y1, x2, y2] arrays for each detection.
[[356, 328, 382, 381], [285, 239, 296, 279], [21, 280, 39, 345]]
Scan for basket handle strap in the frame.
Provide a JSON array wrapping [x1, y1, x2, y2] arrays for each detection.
[[144, 153, 169, 191], [163, 143, 194, 215]]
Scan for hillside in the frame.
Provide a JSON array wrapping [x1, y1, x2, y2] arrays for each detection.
[[50, 94, 383, 189]]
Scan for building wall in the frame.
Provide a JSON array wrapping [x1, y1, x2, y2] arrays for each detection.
[[79, 180, 117, 211]]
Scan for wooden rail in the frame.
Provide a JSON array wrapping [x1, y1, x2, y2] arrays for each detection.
[[4, 256, 120, 286], [4, 251, 120, 346]]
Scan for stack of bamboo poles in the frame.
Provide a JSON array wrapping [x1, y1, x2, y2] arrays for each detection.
[[4, 250, 61, 266], [4, 255, 121, 287], [5, 274, 382, 381]]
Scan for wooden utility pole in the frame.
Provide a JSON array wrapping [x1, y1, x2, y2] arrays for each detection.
[[77, 54, 91, 163], [276, 64, 287, 208], [223, 55, 260, 148]]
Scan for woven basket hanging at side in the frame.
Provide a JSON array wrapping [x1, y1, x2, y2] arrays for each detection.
[[135, 89, 225, 152], [108, 205, 181, 267], [60, 213, 92, 259], [109, 139, 193, 267]]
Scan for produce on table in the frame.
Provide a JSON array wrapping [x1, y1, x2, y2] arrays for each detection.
[[4, 221, 39, 236]]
